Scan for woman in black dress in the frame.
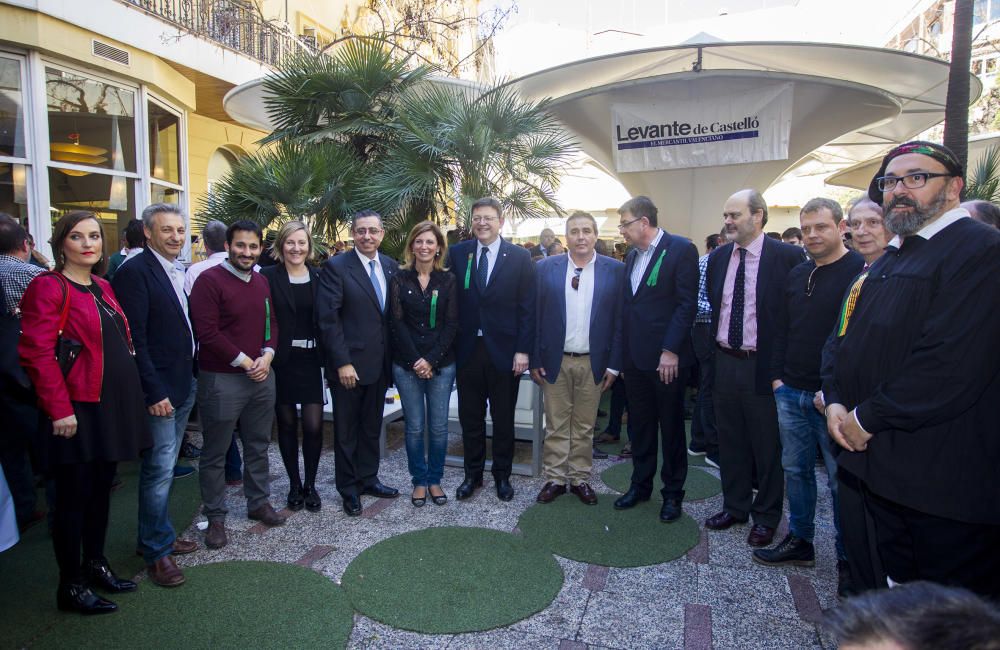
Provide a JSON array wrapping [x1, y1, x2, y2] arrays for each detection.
[[261, 221, 325, 511], [19, 211, 150, 615]]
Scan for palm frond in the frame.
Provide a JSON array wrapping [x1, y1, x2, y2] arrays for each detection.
[[965, 144, 1000, 202]]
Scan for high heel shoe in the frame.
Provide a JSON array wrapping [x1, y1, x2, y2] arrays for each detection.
[[57, 582, 118, 615], [428, 485, 448, 506], [411, 487, 427, 507], [287, 485, 305, 511], [303, 485, 322, 512], [83, 558, 137, 593]]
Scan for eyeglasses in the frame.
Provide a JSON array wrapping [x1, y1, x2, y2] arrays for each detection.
[[571, 267, 582, 290], [876, 172, 954, 193], [617, 217, 643, 230], [354, 228, 383, 236], [471, 215, 498, 224], [805, 266, 818, 297]]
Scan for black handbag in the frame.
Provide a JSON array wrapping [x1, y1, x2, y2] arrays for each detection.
[[49, 273, 82, 378]]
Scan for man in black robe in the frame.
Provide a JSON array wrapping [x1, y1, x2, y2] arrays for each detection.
[[823, 141, 1000, 598]]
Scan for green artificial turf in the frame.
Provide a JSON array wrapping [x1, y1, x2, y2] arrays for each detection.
[[600, 464, 721, 501], [341, 526, 563, 634], [30, 561, 354, 650], [0, 460, 201, 649], [518, 498, 700, 567]]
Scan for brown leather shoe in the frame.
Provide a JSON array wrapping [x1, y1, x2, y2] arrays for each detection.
[[205, 521, 227, 549], [172, 539, 198, 555], [570, 482, 598, 505], [536, 481, 567, 504], [147, 555, 185, 587], [747, 524, 775, 547], [704, 511, 749, 530], [619, 442, 632, 458], [248, 503, 287, 527]]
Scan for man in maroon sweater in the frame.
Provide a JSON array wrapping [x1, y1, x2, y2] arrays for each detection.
[[189, 220, 285, 549]]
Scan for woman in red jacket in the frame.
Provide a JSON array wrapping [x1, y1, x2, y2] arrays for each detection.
[[19, 211, 150, 615]]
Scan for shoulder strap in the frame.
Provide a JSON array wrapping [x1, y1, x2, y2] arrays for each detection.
[[38, 272, 72, 335]]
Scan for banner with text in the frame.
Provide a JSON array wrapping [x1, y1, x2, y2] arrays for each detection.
[[611, 83, 793, 173]]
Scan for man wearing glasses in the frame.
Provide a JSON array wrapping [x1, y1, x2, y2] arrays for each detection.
[[530, 211, 624, 505], [317, 210, 400, 516], [754, 198, 861, 595], [450, 197, 536, 501], [823, 141, 1000, 597], [613, 196, 699, 523]]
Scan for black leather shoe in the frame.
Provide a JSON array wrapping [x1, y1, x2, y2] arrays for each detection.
[[752, 533, 815, 566], [287, 485, 305, 511], [83, 559, 137, 593], [342, 495, 362, 516], [361, 481, 399, 499], [613, 487, 650, 510], [411, 487, 427, 508], [303, 485, 321, 512], [455, 475, 483, 500], [837, 559, 857, 598], [659, 499, 683, 522], [495, 477, 514, 502], [57, 583, 117, 615], [429, 485, 448, 506]]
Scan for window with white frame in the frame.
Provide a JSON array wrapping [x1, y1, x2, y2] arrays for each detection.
[[0, 53, 31, 226]]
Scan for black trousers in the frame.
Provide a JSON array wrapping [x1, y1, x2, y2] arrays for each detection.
[[332, 374, 387, 498], [713, 350, 783, 528], [51, 460, 116, 584], [689, 322, 718, 455], [837, 468, 885, 592], [864, 484, 1000, 598], [456, 339, 519, 478], [0, 395, 40, 524], [623, 369, 687, 500]]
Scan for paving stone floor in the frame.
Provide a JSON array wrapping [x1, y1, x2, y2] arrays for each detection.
[[171, 423, 842, 650]]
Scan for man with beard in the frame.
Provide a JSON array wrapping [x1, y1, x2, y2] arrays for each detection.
[[824, 141, 1000, 597], [189, 221, 284, 549]]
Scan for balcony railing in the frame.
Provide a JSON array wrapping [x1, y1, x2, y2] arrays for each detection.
[[122, 0, 310, 68]]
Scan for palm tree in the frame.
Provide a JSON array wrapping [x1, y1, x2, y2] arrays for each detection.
[[963, 144, 1000, 202], [197, 41, 576, 258], [944, 0, 974, 176]]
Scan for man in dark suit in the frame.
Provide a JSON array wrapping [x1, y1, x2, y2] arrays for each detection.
[[704, 189, 804, 547], [612, 196, 699, 522], [450, 197, 536, 501], [317, 210, 400, 516], [530, 211, 624, 505], [112, 203, 198, 587]]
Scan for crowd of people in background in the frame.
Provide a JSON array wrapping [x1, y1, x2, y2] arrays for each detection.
[[0, 139, 997, 630]]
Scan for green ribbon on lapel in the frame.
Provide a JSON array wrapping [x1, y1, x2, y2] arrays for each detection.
[[646, 250, 666, 287], [464, 252, 473, 290], [264, 297, 271, 340], [430, 289, 439, 329]]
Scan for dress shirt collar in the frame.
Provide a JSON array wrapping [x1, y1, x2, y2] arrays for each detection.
[[207, 251, 228, 261], [355, 247, 380, 268], [477, 236, 502, 258], [637, 229, 664, 254], [0, 253, 32, 267], [735, 231, 766, 257], [567, 251, 597, 273], [887, 206, 969, 249], [148, 246, 182, 276]]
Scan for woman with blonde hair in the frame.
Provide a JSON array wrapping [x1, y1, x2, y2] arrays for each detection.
[[260, 221, 325, 511], [388, 221, 459, 506], [19, 211, 150, 614]]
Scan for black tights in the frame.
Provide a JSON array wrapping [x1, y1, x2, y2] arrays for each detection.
[[51, 460, 116, 584], [275, 403, 323, 489]]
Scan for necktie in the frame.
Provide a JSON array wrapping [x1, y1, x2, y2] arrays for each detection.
[[369, 259, 384, 311], [478, 246, 489, 289], [728, 248, 747, 350]]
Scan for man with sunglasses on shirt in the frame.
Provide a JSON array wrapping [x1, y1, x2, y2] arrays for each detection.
[[530, 212, 624, 506]]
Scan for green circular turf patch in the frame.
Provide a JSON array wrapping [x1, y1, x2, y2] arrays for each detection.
[[595, 424, 708, 467], [600, 463, 721, 501], [31, 561, 354, 650], [518, 498, 700, 567], [341, 526, 562, 634]]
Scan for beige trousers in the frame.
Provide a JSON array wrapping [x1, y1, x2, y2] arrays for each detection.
[[541, 354, 601, 485]]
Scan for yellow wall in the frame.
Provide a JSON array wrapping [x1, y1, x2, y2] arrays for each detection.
[[257, 0, 361, 36], [0, 4, 195, 110], [187, 114, 267, 217]]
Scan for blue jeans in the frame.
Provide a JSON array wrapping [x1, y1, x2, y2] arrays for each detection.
[[137, 378, 197, 563], [774, 383, 844, 558], [392, 362, 456, 487]]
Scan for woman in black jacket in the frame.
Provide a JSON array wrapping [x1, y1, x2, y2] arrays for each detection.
[[261, 221, 324, 512]]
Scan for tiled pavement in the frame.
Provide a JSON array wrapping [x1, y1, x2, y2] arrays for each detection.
[[171, 425, 841, 649]]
